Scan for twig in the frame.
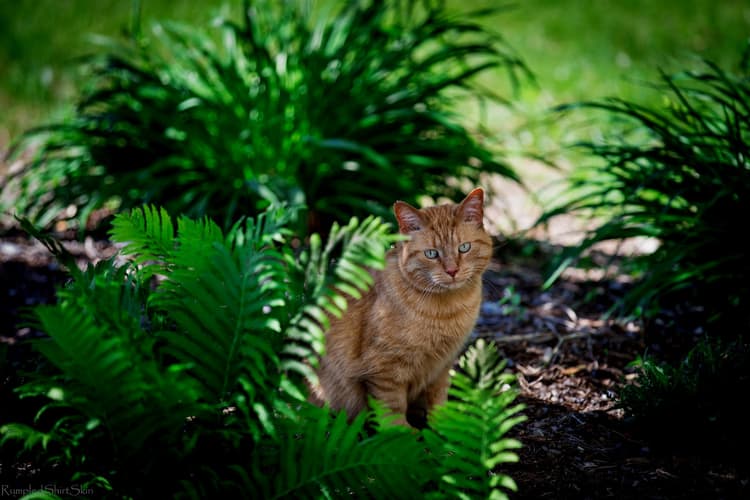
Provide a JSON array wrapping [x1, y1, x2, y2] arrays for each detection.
[[483, 328, 604, 345]]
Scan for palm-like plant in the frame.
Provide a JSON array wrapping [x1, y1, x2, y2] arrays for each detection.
[[2, 206, 524, 498], [539, 54, 750, 330], [4, 0, 528, 232]]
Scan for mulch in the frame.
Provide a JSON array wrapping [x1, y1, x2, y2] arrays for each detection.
[[1, 227, 748, 499], [482, 242, 749, 499]]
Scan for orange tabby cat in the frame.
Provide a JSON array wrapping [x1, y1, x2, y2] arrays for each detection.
[[309, 188, 492, 426]]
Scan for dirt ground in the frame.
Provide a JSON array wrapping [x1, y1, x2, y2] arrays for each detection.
[[1, 225, 748, 499], [481, 242, 749, 499]]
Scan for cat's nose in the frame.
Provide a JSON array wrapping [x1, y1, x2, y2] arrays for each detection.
[[445, 267, 458, 277]]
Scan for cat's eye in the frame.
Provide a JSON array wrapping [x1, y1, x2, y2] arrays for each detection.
[[458, 242, 471, 253], [424, 249, 439, 259]]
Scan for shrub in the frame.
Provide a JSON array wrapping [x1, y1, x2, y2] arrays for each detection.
[[3, 0, 527, 232], [1, 206, 524, 499], [539, 53, 750, 332], [619, 337, 750, 457]]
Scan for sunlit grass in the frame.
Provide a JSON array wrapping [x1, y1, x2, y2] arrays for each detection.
[[3, 1, 747, 138], [0, 0, 241, 140], [449, 0, 749, 159]]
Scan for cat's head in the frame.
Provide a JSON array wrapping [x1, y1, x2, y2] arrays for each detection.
[[393, 188, 492, 292]]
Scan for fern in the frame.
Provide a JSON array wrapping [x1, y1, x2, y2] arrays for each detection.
[[31, 304, 196, 456], [2, 206, 412, 497], [109, 205, 176, 267], [2, 208, 525, 499], [424, 339, 526, 500], [264, 406, 428, 499]]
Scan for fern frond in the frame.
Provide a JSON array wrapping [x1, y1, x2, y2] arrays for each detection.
[[14, 215, 78, 272], [115, 207, 294, 444], [159, 245, 284, 433], [425, 339, 526, 500], [0, 423, 53, 452], [54, 258, 153, 348], [227, 203, 301, 252], [109, 205, 176, 278], [282, 216, 403, 391], [19, 252, 201, 459], [30, 303, 199, 457], [268, 404, 429, 499]]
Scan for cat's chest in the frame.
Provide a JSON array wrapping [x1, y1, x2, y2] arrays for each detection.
[[369, 310, 472, 387], [362, 272, 482, 359], [374, 292, 479, 350]]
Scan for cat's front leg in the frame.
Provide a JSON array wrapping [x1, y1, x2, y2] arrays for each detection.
[[365, 377, 409, 426], [422, 365, 452, 413], [406, 393, 429, 429]]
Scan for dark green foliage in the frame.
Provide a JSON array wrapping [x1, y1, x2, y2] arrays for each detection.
[[424, 339, 525, 500], [4, 0, 527, 232], [539, 54, 750, 331], [2, 205, 408, 497], [1, 206, 524, 499], [541, 52, 750, 463], [268, 407, 427, 499], [619, 337, 750, 458]]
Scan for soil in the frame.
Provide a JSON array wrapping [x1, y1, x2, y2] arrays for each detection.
[[483, 240, 749, 500], [1, 226, 748, 499]]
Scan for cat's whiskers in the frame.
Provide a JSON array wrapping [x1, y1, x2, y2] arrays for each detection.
[[413, 282, 441, 311]]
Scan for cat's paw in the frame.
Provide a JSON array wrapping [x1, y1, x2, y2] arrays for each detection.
[[406, 406, 428, 429]]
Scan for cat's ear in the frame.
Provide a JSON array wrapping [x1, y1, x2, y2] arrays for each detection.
[[393, 201, 424, 234], [459, 188, 484, 226]]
